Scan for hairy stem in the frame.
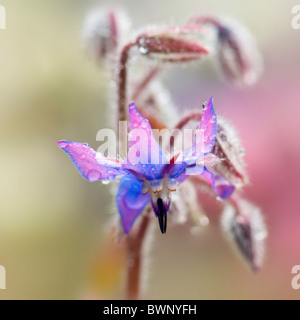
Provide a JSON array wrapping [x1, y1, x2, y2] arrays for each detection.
[[125, 213, 151, 300], [117, 42, 136, 124], [117, 41, 136, 158]]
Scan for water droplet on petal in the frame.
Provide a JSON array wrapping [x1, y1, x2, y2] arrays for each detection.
[[87, 170, 101, 182], [102, 180, 110, 185], [58, 141, 68, 148], [80, 153, 87, 160]]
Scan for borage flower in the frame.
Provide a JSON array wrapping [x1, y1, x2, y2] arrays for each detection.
[[58, 97, 234, 234]]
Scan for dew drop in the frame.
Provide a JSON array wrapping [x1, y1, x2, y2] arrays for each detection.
[[80, 153, 87, 160], [58, 141, 68, 148], [87, 170, 101, 182], [139, 46, 149, 54], [102, 180, 110, 185]]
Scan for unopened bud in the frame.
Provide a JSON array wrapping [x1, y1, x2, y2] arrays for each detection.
[[216, 20, 262, 86], [221, 199, 267, 271], [136, 31, 208, 62], [211, 117, 248, 188], [82, 8, 130, 63], [189, 16, 262, 86]]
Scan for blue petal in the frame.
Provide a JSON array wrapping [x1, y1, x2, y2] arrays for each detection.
[[116, 176, 151, 234]]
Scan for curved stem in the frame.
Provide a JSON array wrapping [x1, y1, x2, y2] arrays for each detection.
[[131, 67, 161, 101], [117, 42, 136, 124], [174, 112, 202, 131], [108, 11, 118, 50], [170, 112, 202, 149], [188, 16, 223, 28]]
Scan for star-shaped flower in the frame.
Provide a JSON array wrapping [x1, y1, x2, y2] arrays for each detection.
[[58, 98, 234, 234]]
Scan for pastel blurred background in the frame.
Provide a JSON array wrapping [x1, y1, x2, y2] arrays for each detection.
[[0, 0, 299, 299]]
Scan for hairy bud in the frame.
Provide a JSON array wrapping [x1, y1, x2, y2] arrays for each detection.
[[136, 30, 209, 62], [189, 16, 262, 86], [221, 198, 267, 271], [216, 20, 262, 86], [211, 117, 248, 188], [82, 8, 130, 62]]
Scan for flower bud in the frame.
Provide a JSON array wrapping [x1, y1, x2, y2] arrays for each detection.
[[136, 31, 208, 63], [221, 199, 267, 271], [211, 117, 248, 188], [82, 8, 130, 63], [216, 20, 262, 86], [189, 16, 262, 85]]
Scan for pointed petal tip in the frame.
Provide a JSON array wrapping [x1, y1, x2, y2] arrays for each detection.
[[128, 102, 143, 125], [128, 102, 139, 115], [129, 102, 136, 109], [204, 97, 215, 112], [57, 140, 70, 149], [123, 226, 130, 235]]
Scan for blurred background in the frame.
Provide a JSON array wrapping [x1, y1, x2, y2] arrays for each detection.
[[0, 0, 299, 299]]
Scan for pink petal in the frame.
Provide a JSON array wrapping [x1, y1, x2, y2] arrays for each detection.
[[197, 97, 217, 154], [183, 97, 217, 164], [58, 140, 125, 182]]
